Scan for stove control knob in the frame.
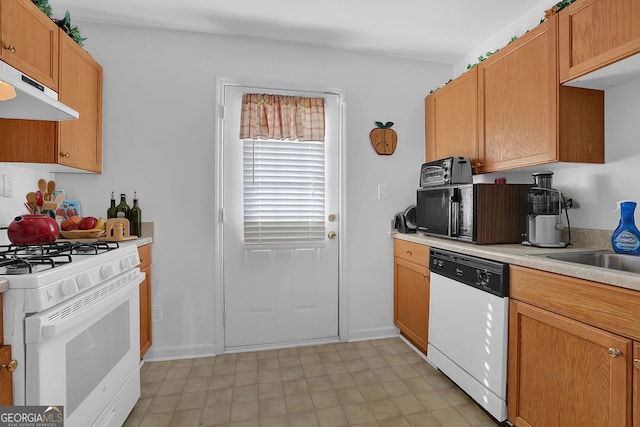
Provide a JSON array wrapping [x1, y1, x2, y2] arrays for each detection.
[[101, 264, 114, 279], [77, 273, 92, 290], [61, 278, 79, 296], [120, 257, 131, 270]]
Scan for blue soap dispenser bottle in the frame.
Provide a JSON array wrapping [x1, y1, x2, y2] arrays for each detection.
[[611, 201, 640, 255]]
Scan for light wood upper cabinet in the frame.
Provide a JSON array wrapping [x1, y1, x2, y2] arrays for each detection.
[[393, 240, 430, 353], [0, 31, 103, 173], [559, 0, 640, 83], [57, 33, 103, 172], [425, 67, 478, 165], [0, 0, 59, 90], [477, 16, 604, 173]]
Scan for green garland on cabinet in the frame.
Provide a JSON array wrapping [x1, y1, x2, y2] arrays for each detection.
[[429, 0, 577, 95], [31, 0, 87, 47]]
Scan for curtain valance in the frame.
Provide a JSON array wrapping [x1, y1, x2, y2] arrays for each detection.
[[239, 93, 325, 142]]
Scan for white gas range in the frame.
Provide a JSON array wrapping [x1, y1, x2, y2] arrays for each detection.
[[1, 242, 143, 427]]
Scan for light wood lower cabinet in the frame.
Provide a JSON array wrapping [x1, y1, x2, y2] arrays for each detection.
[[508, 265, 640, 426], [393, 240, 429, 353], [138, 245, 152, 360], [0, 345, 13, 405]]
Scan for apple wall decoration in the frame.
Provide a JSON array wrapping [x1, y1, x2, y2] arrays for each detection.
[[370, 121, 397, 155]]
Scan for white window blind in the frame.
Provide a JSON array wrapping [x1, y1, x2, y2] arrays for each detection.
[[243, 139, 325, 246]]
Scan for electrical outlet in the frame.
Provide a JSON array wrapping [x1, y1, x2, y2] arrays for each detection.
[[377, 184, 388, 200], [2, 175, 14, 198], [152, 305, 163, 322]]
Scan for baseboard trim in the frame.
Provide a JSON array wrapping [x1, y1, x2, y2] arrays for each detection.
[[347, 326, 400, 342], [143, 344, 217, 362]]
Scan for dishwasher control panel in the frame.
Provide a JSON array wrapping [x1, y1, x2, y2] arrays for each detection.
[[429, 248, 508, 297]]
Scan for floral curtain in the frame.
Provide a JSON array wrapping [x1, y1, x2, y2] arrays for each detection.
[[239, 93, 325, 142]]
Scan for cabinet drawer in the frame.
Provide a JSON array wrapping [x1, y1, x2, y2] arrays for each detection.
[[394, 240, 429, 266], [511, 265, 640, 340], [138, 245, 151, 270]]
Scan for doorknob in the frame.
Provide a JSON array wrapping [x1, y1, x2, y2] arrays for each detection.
[[328, 231, 337, 240]]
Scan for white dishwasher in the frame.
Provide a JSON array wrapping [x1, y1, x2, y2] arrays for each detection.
[[427, 248, 509, 422]]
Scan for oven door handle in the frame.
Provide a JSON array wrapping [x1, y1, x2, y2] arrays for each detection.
[[25, 271, 144, 343]]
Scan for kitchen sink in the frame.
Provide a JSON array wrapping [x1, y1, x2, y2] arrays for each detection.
[[534, 250, 640, 274]]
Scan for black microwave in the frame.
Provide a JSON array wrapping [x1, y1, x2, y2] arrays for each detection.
[[416, 183, 531, 244]]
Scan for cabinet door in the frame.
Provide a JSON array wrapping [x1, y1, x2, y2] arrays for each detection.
[[635, 342, 640, 427], [394, 256, 429, 353], [425, 67, 478, 165], [559, 0, 640, 83], [138, 245, 152, 359], [0, 0, 59, 90], [58, 34, 103, 173], [478, 18, 558, 173], [0, 345, 12, 405], [508, 300, 631, 427]]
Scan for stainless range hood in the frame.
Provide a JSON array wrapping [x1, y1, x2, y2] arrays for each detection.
[[0, 60, 79, 121]]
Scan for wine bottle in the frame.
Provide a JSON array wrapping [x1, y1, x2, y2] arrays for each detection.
[[129, 191, 142, 237], [116, 193, 130, 219], [107, 191, 117, 219]]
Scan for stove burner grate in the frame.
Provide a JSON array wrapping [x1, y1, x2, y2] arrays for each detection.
[[0, 241, 119, 275]]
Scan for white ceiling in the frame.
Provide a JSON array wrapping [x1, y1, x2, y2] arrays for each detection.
[[50, 0, 549, 63]]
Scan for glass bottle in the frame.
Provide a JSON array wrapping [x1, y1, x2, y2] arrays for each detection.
[[129, 191, 142, 237], [116, 193, 130, 219], [107, 191, 117, 219]]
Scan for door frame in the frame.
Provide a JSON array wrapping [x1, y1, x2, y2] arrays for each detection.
[[214, 77, 348, 353]]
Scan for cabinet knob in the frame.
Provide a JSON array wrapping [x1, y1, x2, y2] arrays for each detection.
[[1, 360, 17, 372], [472, 162, 483, 169], [607, 348, 622, 358], [634, 359, 640, 369], [60, 152, 71, 158], [3, 45, 16, 54]]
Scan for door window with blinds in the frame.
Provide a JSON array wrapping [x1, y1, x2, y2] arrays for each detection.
[[239, 93, 326, 247]]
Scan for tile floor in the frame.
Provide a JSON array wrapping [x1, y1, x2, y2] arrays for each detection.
[[124, 337, 499, 427]]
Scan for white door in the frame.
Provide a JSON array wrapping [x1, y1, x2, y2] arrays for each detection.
[[222, 85, 341, 350]]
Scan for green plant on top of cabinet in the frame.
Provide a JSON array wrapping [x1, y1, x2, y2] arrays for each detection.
[[477, 15, 604, 173], [425, 67, 478, 165], [0, 0, 59, 90], [0, 29, 103, 173], [559, 0, 640, 84]]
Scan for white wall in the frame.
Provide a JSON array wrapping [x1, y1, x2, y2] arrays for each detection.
[[0, 165, 55, 243], [36, 23, 451, 358]]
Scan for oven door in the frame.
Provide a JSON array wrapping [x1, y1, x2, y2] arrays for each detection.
[[417, 186, 455, 236], [24, 269, 143, 427]]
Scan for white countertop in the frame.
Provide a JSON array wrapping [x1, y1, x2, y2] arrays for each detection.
[[393, 232, 640, 292]]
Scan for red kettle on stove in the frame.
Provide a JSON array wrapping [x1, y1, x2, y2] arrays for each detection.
[[6, 215, 60, 245]]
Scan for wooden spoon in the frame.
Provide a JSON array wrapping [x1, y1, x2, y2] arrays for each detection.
[[38, 179, 46, 200], [26, 192, 37, 213], [47, 180, 56, 201]]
